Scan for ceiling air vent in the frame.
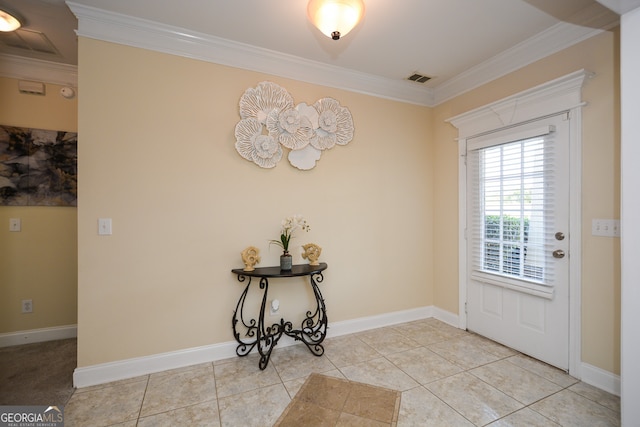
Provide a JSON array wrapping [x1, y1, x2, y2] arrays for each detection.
[[407, 73, 432, 83], [0, 29, 59, 55]]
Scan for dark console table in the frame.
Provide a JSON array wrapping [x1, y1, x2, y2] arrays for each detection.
[[231, 263, 328, 370]]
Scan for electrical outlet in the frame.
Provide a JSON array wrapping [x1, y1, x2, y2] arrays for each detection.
[[21, 299, 33, 313], [9, 218, 21, 232], [270, 299, 280, 316]]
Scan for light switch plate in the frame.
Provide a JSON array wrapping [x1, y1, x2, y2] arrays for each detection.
[[592, 219, 620, 237], [98, 218, 112, 235]]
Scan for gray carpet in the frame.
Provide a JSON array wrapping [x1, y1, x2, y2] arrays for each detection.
[[0, 338, 76, 406]]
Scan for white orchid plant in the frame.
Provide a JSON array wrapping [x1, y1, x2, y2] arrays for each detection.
[[269, 215, 310, 254]]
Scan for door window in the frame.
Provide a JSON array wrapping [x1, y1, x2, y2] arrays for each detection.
[[467, 120, 562, 296]]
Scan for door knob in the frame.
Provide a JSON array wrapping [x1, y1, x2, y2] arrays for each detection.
[[555, 232, 565, 241], [553, 249, 565, 259]]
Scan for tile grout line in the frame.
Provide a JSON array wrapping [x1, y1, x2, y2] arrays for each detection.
[[134, 374, 150, 426], [356, 326, 571, 426], [344, 328, 477, 425], [134, 364, 223, 426], [211, 361, 223, 427]]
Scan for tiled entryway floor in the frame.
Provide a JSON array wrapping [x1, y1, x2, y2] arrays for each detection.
[[65, 318, 620, 426]]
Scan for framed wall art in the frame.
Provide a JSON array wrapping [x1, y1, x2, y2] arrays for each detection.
[[0, 125, 77, 207]]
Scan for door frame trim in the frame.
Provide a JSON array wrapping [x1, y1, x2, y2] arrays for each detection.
[[447, 69, 592, 377]]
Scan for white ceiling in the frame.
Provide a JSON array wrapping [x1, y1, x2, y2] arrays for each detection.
[[0, 0, 625, 104]]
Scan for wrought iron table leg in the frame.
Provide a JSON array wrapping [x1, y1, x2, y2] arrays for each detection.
[[256, 277, 285, 370], [232, 275, 258, 357], [282, 271, 328, 356]]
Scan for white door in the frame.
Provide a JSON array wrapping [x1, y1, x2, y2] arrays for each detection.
[[466, 113, 570, 370]]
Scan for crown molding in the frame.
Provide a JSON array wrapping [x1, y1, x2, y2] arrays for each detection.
[[67, 1, 609, 107], [67, 2, 434, 106], [0, 54, 77, 87], [433, 23, 607, 105]]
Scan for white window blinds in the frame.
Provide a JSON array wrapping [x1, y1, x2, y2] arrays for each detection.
[[467, 123, 557, 296]]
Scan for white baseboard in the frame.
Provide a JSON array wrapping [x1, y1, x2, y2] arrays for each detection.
[[0, 325, 77, 348], [581, 362, 621, 396], [73, 306, 435, 388], [73, 307, 621, 397], [326, 306, 434, 338], [431, 307, 460, 328], [73, 341, 239, 388]]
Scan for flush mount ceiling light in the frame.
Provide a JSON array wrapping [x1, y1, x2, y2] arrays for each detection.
[[0, 7, 22, 32], [307, 0, 365, 41]]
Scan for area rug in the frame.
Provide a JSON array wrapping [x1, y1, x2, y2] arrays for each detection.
[[275, 373, 401, 426]]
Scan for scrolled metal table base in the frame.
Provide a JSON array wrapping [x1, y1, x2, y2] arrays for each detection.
[[231, 263, 328, 370]]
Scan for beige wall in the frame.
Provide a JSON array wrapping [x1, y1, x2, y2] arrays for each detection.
[[77, 38, 434, 367], [433, 29, 621, 374], [0, 77, 78, 334], [77, 27, 620, 376]]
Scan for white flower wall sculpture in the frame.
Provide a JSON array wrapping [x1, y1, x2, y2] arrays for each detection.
[[239, 81, 294, 124], [234, 82, 355, 170], [235, 117, 282, 169], [266, 108, 314, 150], [311, 98, 354, 150]]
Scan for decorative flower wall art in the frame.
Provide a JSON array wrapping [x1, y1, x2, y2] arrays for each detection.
[[234, 81, 354, 170]]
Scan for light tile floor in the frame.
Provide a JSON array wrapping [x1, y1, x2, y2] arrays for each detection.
[[65, 318, 620, 426]]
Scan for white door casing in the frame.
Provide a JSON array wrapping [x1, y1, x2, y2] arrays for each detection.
[[447, 70, 591, 376]]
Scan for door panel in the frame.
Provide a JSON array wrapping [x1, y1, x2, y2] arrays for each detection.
[[518, 293, 545, 332], [466, 114, 570, 371]]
